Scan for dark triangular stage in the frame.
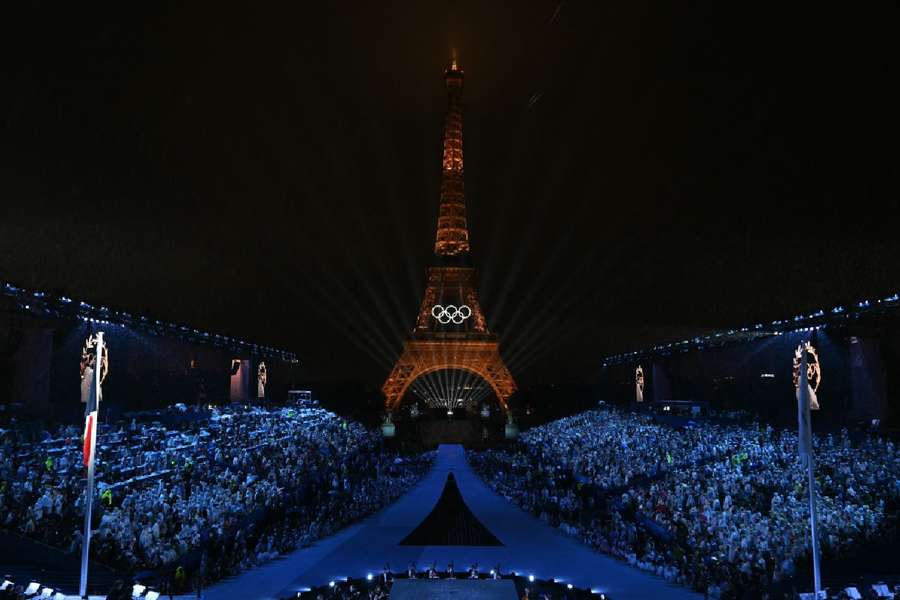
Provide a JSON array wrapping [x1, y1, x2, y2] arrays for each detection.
[[400, 472, 503, 546]]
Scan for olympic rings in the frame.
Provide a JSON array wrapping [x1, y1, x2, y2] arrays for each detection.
[[431, 304, 472, 324]]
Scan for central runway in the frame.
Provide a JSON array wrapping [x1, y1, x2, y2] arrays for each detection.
[[206, 444, 701, 600]]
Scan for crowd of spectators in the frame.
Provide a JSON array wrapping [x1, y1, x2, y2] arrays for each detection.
[[0, 404, 432, 593], [469, 408, 900, 599]]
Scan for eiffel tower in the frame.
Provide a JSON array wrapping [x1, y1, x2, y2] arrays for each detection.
[[383, 58, 516, 413]]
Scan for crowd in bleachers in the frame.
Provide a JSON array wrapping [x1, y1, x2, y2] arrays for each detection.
[[0, 405, 432, 592], [469, 408, 900, 600]]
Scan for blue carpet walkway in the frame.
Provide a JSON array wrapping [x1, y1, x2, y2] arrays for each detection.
[[205, 444, 701, 600]]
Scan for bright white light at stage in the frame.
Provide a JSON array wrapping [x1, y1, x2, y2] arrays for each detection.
[[416, 376, 483, 412], [367, 573, 373, 581], [528, 574, 535, 582], [329, 581, 335, 587], [567, 584, 573, 589], [490, 570, 495, 576]]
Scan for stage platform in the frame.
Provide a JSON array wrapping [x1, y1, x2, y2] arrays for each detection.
[[390, 579, 517, 599], [206, 444, 701, 600], [416, 420, 484, 448]]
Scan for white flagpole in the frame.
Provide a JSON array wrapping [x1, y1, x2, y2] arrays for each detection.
[[79, 332, 103, 599], [800, 343, 822, 595]]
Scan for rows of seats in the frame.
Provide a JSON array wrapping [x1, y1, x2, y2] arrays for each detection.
[[469, 408, 900, 599], [0, 405, 432, 594]]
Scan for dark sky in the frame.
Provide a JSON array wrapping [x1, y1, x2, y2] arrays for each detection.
[[1, 2, 898, 387]]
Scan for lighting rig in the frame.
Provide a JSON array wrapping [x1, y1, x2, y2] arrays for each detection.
[[2, 281, 297, 363], [601, 291, 900, 367]]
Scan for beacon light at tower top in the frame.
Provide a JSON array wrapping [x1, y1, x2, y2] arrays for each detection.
[[601, 290, 900, 366]]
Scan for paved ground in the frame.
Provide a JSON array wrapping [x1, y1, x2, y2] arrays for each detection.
[[390, 579, 518, 599], [0, 532, 119, 597], [205, 444, 701, 600]]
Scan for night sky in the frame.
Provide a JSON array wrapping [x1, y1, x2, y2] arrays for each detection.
[[1, 2, 898, 387]]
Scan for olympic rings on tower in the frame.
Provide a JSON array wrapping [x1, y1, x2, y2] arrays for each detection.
[[431, 304, 472, 324]]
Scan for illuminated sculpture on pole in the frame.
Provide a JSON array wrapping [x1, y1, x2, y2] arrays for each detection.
[[79, 332, 108, 598], [795, 341, 822, 595], [793, 341, 821, 410], [382, 58, 516, 413], [635, 365, 644, 403], [257, 361, 267, 399]]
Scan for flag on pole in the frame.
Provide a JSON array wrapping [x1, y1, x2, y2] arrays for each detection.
[[797, 344, 813, 463], [83, 413, 94, 467], [83, 365, 98, 467], [79, 332, 105, 600]]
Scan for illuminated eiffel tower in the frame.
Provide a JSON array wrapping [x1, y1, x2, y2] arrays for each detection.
[[383, 58, 516, 413]]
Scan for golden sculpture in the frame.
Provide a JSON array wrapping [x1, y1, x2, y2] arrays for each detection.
[[793, 342, 821, 410], [635, 365, 644, 403], [257, 362, 267, 398]]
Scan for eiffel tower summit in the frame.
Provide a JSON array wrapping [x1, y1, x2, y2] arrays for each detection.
[[382, 57, 517, 413]]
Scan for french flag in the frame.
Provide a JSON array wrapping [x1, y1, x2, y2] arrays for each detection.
[[83, 412, 96, 467], [82, 367, 98, 468]]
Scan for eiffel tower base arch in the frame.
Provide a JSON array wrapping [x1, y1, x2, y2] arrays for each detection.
[[383, 339, 515, 413]]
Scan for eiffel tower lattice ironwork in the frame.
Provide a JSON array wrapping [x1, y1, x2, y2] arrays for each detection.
[[383, 59, 516, 413]]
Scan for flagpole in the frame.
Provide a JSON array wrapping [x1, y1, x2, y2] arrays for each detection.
[[79, 332, 103, 599], [800, 342, 822, 595]]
